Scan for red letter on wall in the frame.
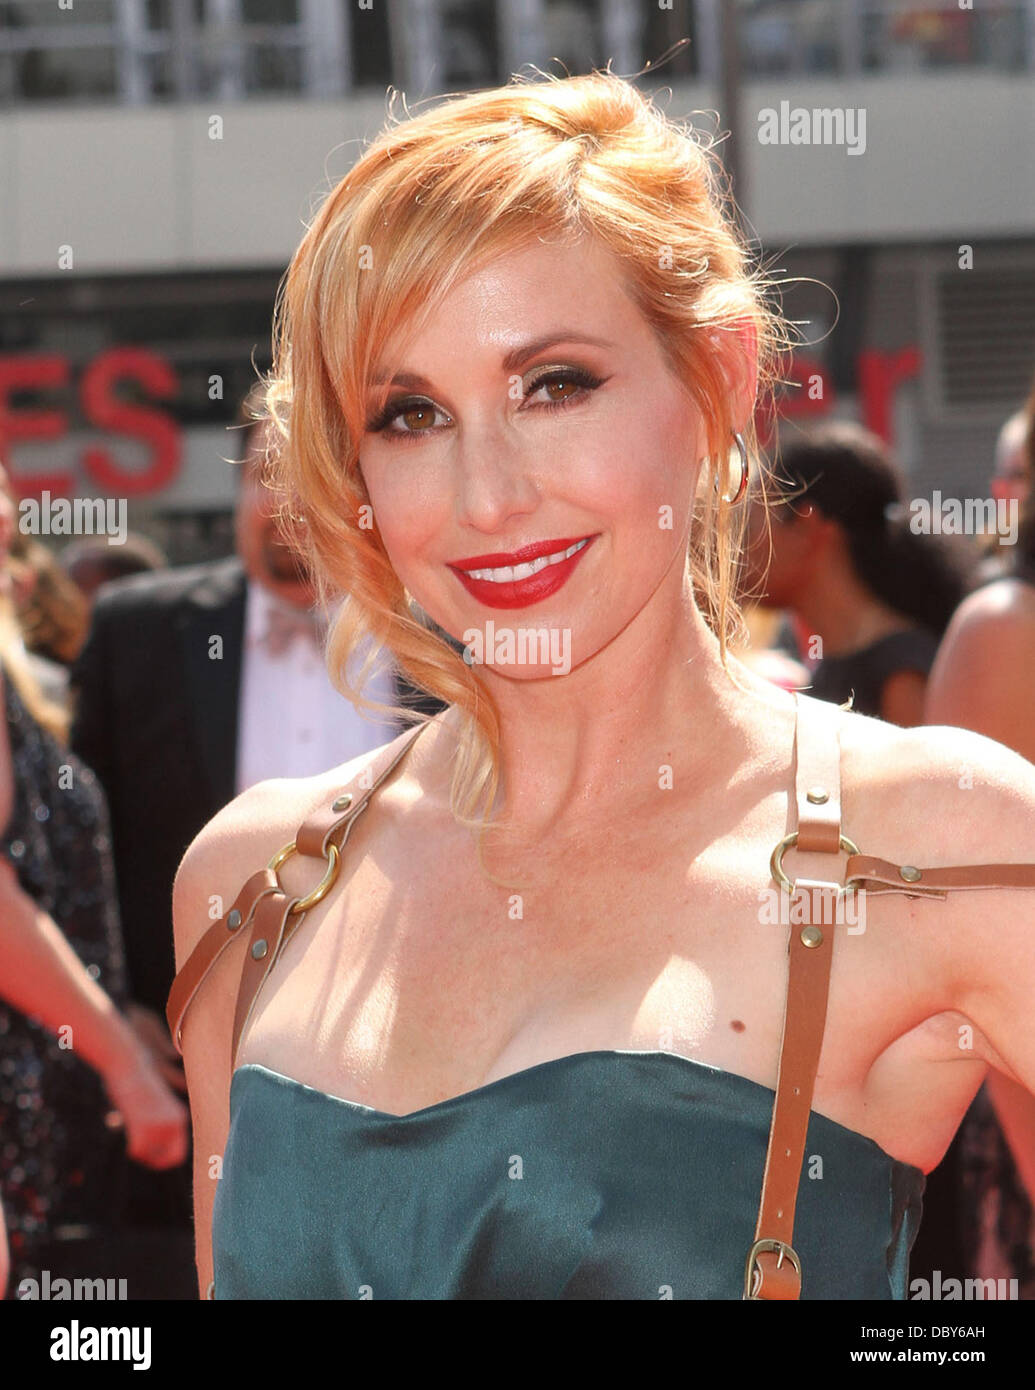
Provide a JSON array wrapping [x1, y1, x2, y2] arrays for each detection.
[[81, 347, 181, 496], [753, 354, 834, 450], [857, 348, 921, 444], [0, 355, 73, 495]]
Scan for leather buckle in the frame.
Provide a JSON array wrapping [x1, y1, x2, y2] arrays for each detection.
[[743, 1237, 802, 1299], [267, 840, 341, 915]]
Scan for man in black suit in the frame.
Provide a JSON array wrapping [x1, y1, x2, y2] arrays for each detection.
[[67, 404, 447, 1295]]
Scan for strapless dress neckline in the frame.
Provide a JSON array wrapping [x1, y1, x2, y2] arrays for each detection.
[[213, 1048, 926, 1299], [232, 1048, 925, 1178]]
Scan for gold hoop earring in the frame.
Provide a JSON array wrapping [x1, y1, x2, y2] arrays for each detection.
[[714, 432, 749, 505]]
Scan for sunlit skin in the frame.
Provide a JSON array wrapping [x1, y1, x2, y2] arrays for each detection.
[[358, 234, 757, 830], [925, 569, 1035, 1206], [174, 232, 1035, 1301]]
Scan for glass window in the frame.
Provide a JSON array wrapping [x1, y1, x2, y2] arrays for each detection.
[[442, 0, 499, 87], [642, 0, 697, 79]]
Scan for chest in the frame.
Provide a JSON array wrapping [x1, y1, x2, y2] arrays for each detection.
[[237, 794, 934, 1124]]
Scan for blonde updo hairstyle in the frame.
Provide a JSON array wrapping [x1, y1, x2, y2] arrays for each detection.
[[261, 67, 791, 829]]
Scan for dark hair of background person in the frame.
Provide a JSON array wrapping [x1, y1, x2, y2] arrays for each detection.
[[60, 533, 167, 595], [767, 420, 976, 638]]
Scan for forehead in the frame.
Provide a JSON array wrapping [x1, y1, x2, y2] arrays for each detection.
[[372, 234, 643, 375]]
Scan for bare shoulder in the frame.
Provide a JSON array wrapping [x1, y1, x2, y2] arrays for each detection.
[[172, 740, 407, 969], [169, 726, 440, 1295], [946, 576, 1035, 628], [931, 578, 1035, 669], [833, 703, 1035, 866]]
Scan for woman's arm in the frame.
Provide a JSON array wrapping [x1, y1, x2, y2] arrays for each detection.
[[924, 733, 1035, 1203], [0, 663, 187, 1168], [924, 583, 1035, 1203], [172, 819, 246, 1300], [924, 582, 1035, 763], [173, 784, 327, 1297], [0, 854, 139, 1080], [173, 749, 383, 1297], [0, 855, 188, 1168]]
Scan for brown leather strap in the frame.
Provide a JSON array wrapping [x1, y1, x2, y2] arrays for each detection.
[[166, 868, 280, 1054], [794, 692, 844, 854], [169, 691, 1035, 1302], [747, 692, 844, 1299], [226, 718, 431, 1068], [166, 719, 433, 1062], [748, 691, 1035, 1300], [844, 854, 1035, 898]]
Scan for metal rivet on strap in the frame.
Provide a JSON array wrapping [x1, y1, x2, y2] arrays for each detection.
[[899, 865, 922, 883], [251, 939, 268, 960], [226, 909, 242, 930], [806, 786, 828, 805], [332, 793, 353, 812], [800, 925, 823, 948]]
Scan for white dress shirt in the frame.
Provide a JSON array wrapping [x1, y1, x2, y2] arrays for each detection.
[[235, 579, 400, 794]]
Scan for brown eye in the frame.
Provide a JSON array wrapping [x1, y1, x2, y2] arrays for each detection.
[[525, 365, 605, 410], [397, 404, 436, 432], [366, 396, 447, 439], [540, 376, 579, 402]]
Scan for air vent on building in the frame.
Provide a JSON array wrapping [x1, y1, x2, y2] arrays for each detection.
[[928, 266, 1035, 413]]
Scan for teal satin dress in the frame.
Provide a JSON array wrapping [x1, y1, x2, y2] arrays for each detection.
[[211, 1048, 925, 1299]]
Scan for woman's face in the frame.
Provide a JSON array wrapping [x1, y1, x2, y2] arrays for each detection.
[[357, 234, 735, 679]]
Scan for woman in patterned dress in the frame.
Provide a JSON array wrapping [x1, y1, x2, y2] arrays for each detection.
[[0, 465, 187, 1296]]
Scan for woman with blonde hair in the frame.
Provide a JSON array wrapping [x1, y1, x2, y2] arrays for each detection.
[[171, 68, 1035, 1300]]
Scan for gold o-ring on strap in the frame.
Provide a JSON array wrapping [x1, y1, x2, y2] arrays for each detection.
[[770, 831, 859, 894], [267, 840, 341, 915]]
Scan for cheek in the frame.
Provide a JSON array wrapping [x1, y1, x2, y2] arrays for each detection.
[[571, 395, 696, 537], [359, 388, 697, 566], [360, 458, 442, 585]]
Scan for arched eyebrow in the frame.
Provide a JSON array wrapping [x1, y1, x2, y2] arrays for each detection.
[[370, 331, 616, 390]]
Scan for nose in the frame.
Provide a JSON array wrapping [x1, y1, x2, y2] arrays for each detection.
[[451, 421, 541, 535]]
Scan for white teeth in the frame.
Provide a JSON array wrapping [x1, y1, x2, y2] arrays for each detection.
[[463, 538, 589, 582]]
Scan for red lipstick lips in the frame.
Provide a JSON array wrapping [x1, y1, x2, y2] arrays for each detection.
[[448, 534, 598, 610]]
